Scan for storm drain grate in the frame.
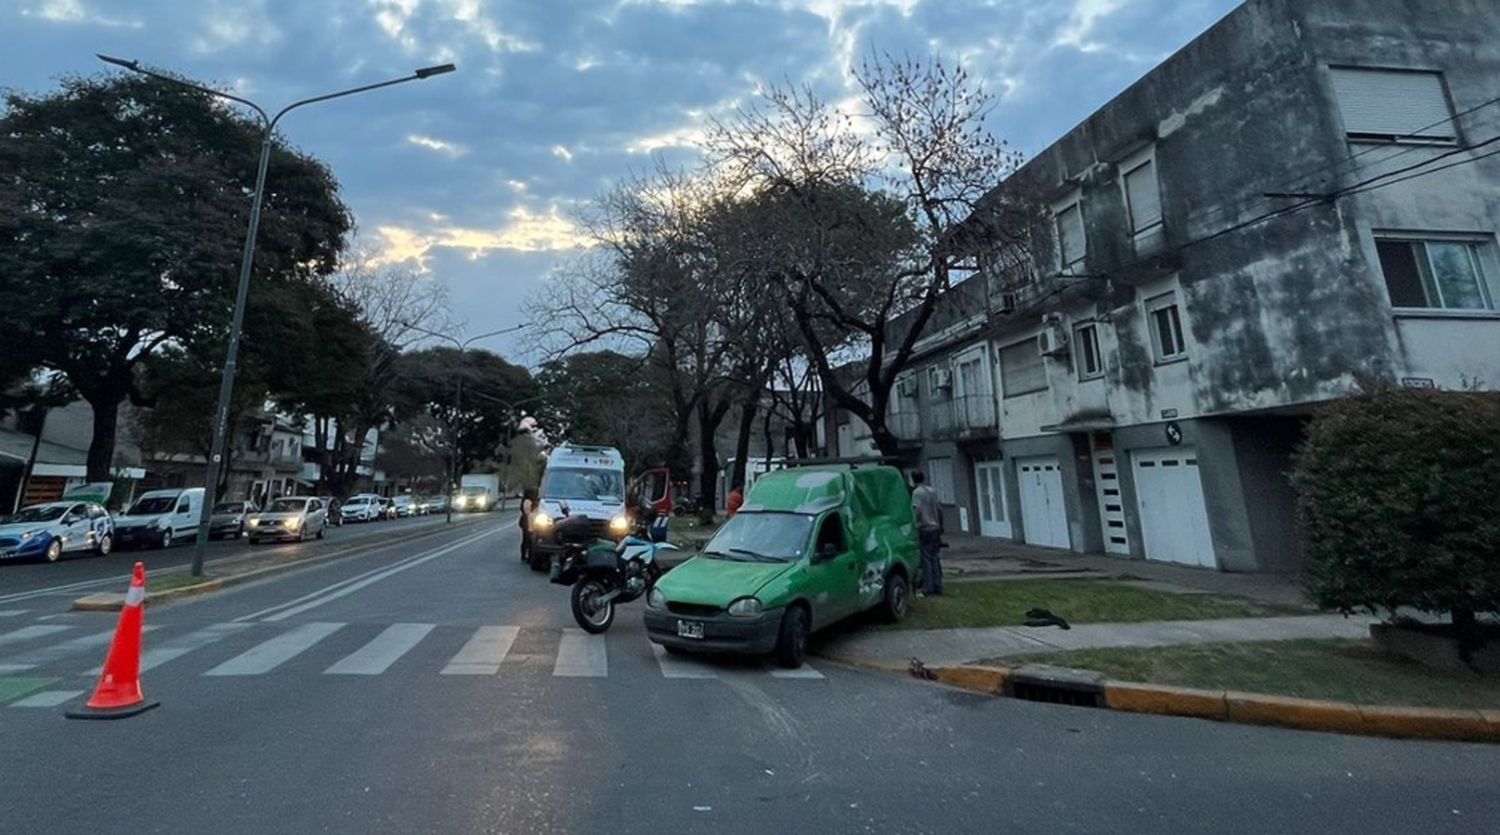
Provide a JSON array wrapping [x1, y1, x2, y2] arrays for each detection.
[[1008, 679, 1104, 708]]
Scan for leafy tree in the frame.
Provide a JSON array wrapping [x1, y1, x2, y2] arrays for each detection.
[[0, 73, 351, 480], [395, 347, 537, 479], [534, 350, 678, 473]]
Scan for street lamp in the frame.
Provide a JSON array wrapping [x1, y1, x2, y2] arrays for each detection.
[[97, 55, 457, 577], [400, 322, 525, 522]]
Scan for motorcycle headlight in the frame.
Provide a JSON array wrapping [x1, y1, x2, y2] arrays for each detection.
[[727, 597, 763, 617], [647, 588, 666, 609], [609, 515, 629, 536], [532, 511, 554, 530]]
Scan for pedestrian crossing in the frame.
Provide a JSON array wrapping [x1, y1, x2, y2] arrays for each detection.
[[0, 617, 827, 708]]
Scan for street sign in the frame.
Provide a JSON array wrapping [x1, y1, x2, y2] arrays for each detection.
[[1164, 422, 1183, 446], [64, 482, 113, 504]]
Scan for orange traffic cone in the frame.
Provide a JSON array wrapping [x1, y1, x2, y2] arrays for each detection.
[[67, 561, 160, 720]]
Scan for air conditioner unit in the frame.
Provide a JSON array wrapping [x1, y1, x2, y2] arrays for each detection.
[[931, 368, 954, 390], [1037, 314, 1071, 357], [897, 376, 919, 398]]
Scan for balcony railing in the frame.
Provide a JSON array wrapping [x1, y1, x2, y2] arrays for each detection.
[[927, 393, 997, 438]]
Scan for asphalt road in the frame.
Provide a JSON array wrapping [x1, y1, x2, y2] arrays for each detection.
[[0, 510, 496, 611], [2, 520, 1498, 834]]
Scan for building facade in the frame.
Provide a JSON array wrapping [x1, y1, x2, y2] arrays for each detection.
[[832, 0, 1500, 572]]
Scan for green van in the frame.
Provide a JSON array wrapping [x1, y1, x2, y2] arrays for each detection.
[[643, 464, 919, 668]]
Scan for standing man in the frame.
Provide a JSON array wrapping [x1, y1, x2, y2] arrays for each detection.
[[910, 471, 944, 597], [518, 488, 538, 564]]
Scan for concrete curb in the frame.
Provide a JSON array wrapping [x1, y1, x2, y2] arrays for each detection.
[[819, 651, 1500, 744], [70, 519, 488, 612]]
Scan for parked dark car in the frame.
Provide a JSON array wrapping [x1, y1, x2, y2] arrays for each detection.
[[209, 501, 258, 539]]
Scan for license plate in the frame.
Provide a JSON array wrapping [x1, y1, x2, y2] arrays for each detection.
[[676, 620, 704, 639]]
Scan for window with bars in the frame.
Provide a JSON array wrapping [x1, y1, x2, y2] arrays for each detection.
[[925, 457, 957, 504], [1054, 199, 1086, 270], [1375, 238, 1496, 311]]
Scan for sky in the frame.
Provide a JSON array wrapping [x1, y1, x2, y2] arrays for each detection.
[[3, 0, 1243, 362]]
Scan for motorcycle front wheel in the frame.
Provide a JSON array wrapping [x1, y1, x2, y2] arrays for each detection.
[[571, 579, 616, 634]]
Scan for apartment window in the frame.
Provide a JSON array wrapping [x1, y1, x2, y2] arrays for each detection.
[[1054, 197, 1086, 270], [926, 366, 952, 400], [1330, 67, 1455, 144], [1146, 292, 1187, 362], [999, 338, 1047, 397], [1120, 150, 1163, 236], [1376, 238, 1495, 311], [1075, 322, 1104, 380], [925, 456, 957, 504]]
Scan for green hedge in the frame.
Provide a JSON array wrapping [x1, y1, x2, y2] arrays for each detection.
[[1292, 386, 1500, 622]]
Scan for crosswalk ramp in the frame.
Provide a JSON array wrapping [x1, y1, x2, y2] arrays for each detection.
[[0, 619, 827, 707]]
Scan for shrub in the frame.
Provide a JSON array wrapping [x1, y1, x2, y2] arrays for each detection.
[[1292, 386, 1500, 633]]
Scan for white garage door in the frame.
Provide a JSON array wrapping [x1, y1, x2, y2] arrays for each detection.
[[1131, 447, 1216, 568], [1016, 456, 1069, 549]]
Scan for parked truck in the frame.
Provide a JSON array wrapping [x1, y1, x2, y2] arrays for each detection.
[[456, 473, 501, 512]]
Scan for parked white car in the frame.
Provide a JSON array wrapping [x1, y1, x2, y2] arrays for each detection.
[[339, 494, 383, 523], [0, 501, 114, 562]]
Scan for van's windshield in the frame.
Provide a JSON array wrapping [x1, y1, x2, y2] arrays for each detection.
[[541, 467, 624, 502], [702, 512, 813, 562], [128, 496, 177, 515]]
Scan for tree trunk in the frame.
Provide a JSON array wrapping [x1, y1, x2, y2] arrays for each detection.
[[731, 398, 757, 490], [696, 401, 724, 522], [84, 392, 123, 482], [763, 401, 776, 467]]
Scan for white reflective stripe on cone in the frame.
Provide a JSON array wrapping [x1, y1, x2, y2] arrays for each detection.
[[124, 586, 145, 607]]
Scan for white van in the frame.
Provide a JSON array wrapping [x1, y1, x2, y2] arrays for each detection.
[[112, 487, 205, 550], [529, 445, 628, 569]]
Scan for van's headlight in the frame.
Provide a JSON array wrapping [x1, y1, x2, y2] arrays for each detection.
[[609, 515, 629, 536], [532, 512, 554, 530], [648, 588, 666, 609], [727, 597, 763, 617]]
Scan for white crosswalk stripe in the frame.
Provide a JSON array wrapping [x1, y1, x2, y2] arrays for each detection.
[[0, 624, 72, 649], [651, 643, 719, 679], [552, 628, 607, 678], [441, 626, 520, 675], [0, 628, 155, 674], [204, 622, 344, 676], [325, 623, 434, 675], [769, 665, 825, 680], [10, 690, 85, 708], [87, 622, 254, 676]]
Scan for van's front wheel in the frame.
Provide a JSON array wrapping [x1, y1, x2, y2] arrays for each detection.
[[773, 605, 809, 669], [882, 572, 910, 623]]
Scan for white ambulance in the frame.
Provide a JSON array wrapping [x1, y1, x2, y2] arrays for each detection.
[[528, 444, 628, 569]]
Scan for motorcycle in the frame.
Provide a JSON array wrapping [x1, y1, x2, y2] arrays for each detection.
[[550, 508, 677, 634]]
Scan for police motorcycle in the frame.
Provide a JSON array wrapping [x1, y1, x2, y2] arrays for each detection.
[[549, 500, 675, 634]]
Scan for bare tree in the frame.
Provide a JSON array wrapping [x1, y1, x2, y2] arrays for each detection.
[[705, 54, 1033, 457]]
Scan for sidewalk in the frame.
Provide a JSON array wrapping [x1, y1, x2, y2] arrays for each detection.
[[816, 614, 1377, 668], [939, 534, 1308, 608]]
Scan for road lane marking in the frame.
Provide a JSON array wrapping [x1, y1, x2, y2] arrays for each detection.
[[650, 643, 718, 679], [204, 622, 344, 676], [441, 626, 519, 675], [552, 628, 607, 678], [0, 627, 157, 674], [237, 527, 499, 623], [84, 622, 253, 676], [325, 623, 434, 675], [10, 689, 84, 708], [768, 664, 825, 680], [0, 625, 73, 649], [0, 610, 27, 618]]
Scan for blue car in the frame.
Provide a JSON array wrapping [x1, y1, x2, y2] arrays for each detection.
[[0, 501, 115, 562]]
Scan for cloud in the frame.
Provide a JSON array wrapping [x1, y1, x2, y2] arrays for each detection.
[[373, 204, 592, 269], [407, 134, 468, 157], [551, 145, 574, 162], [21, 0, 141, 27]]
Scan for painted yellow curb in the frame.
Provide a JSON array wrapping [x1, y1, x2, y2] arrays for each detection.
[[888, 662, 1500, 744], [1103, 681, 1228, 721], [932, 665, 1009, 695]]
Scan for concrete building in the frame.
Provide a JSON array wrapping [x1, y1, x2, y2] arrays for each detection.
[[0, 401, 146, 511], [830, 0, 1500, 572]]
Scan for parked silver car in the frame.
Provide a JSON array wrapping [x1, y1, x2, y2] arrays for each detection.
[[209, 501, 258, 540], [246, 496, 328, 544]]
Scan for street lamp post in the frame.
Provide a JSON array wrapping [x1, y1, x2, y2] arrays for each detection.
[[399, 323, 524, 523], [98, 55, 456, 577]]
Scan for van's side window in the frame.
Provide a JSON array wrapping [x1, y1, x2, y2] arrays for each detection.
[[177, 500, 190, 514], [816, 514, 846, 555]]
